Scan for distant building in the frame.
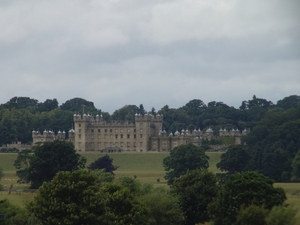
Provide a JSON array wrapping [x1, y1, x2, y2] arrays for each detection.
[[31, 114, 247, 152]]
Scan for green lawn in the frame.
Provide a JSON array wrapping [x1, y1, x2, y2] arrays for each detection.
[[0, 152, 300, 223]]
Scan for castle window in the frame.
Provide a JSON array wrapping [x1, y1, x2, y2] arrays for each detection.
[[110, 134, 113, 139], [127, 142, 130, 147], [91, 143, 94, 148], [79, 124, 81, 127], [120, 142, 123, 147], [91, 134, 94, 139], [115, 142, 118, 147], [140, 134, 143, 138], [104, 142, 108, 147], [79, 129, 81, 133], [153, 141, 157, 148], [140, 142, 143, 147], [162, 141, 167, 147], [115, 134, 118, 139], [127, 134, 130, 139], [121, 134, 123, 139], [115, 129, 118, 132], [78, 142, 81, 148], [110, 129, 112, 133], [97, 142, 101, 148], [110, 142, 113, 147], [173, 141, 177, 147], [91, 129, 94, 133], [105, 129, 107, 133], [127, 129, 130, 133], [134, 134, 136, 139], [98, 129, 101, 132], [78, 134, 81, 139], [140, 129, 143, 133], [134, 142, 136, 147], [134, 129, 136, 132], [98, 134, 101, 139], [121, 129, 123, 133]]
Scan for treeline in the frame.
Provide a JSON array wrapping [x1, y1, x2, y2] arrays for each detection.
[[218, 103, 300, 182], [0, 95, 299, 145]]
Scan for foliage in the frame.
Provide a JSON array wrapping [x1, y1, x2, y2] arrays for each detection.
[[291, 149, 300, 182], [88, 155, 118, 174], [25, 141, 86, 188], [216, 145, 249, 174], [243, 105, 300, 181], [163, 143, 209, 185], [13, 149, 33, 183], [0, 167, 3, 191], [141, 187, 185, 225], [60, 97, 97, 114], [172, 170, 218, 225], [111, 105, 139, 123], [210, 171, 286, 225], [28, 170, 150, 225], [28, 170, 110, 225], [265, 204, 298, 225], [0, 199, 40, 225], [237, 205, 268, 225]]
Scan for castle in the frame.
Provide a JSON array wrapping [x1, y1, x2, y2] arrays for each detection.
[[31, 113, 247, 152]]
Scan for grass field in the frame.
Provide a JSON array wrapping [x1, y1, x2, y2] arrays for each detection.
[[1, 152, 300, 223]]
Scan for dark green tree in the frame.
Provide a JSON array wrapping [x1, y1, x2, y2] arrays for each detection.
[[277, 95, 300, 110], [13, 149, 33, 183], [111, 105, 139, 123], [172, 170, 218, 225], [0, 167, 3, 191], [28, 170, 148, 225], [163, 143, 209, 185], [0, 199, 40, 225], [216, 145, 249, 174], [28, 141, 86, 188], [291, 149, 300, 181], [237, 205, 268, 225], [60, 97, 98, 114], [37, 99, 59, 112], [210, 171, 286, 225], [141, 187, 185, 225], [88, 155, 118, 174]]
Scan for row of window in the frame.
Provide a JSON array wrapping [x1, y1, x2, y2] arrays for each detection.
[[78, 125, 143, 134], [152, 141, 177, 147], [78, 134, 143, 139], [77, 142, 143, 148]]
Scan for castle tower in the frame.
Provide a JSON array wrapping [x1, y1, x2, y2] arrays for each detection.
[[74, 114, 88, 152]]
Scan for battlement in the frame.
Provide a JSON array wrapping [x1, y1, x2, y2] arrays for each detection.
[[134, 113, 163, 122]]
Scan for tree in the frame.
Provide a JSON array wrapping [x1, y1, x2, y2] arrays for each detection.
[[0, 167, 3, 191], [210, 171, 286, 225], [88, 155, 118, 174], [27, 141, 86, 188], [28, 170, 148, 225], [266, 204, 298, 225], [237, 205, 268, 225], [163, 143, 209, 185], [216, 145, 249, 174], [13, 149, 33, 183], [0, 199, 40, 225], [60, 97, 98, 114], [115, 177, 185, 225], [172, 170, 218, 225], [291, 149, 300, 181], [141, 187, 185, 225]]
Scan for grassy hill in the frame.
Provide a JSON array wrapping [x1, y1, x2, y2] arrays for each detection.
[[0, 152, 300, 223]]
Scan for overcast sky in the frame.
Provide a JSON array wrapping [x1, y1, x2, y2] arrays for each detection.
[[1, 0, 299, 113]]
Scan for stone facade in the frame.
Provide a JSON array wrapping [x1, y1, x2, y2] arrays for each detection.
[[31, 113, 247, 152]]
